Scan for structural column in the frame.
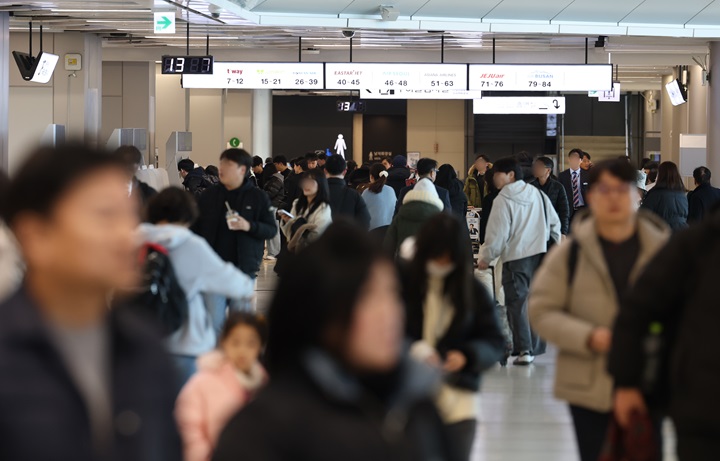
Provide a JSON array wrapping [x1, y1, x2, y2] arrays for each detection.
[[252, 89, 272, 157], [0, 13, 9, 171], [708, 43, 720, 182]]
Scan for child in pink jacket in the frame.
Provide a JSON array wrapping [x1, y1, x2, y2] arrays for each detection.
[[175, 312, 268, 461]]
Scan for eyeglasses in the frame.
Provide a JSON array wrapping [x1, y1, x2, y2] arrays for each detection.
[[591, 184, 632, 195]]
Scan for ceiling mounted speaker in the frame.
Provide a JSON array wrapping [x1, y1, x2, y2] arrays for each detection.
[[380, 5, 400, 21]]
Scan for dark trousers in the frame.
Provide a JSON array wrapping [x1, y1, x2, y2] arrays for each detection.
[[677, 432, 720, 461], [502, 254, 546, 354], [570, 405, 610, 461], [446, 419, 477, 461]]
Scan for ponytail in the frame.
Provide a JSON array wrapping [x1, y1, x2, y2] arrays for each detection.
[[368, 163, 388, 194]]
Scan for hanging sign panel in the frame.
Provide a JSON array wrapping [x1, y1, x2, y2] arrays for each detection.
[[325, 63, 468, 91], [473, 97, 566, 115], [468, 65, 612, 92], [182, 62, 324, 89], [360, 88, 483, 100]]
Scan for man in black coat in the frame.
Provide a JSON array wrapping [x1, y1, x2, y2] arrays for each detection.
[[530, 156, 571, 236], [324, 154, 371, 229], [688, 166, 720, 222], [609, 209, 720, 460], [395, 158, 452, 216], [194, 149, 277, 278], [386, 155, 412, 196], [0, 144, 181, 461], [178, 158, 215, 197], [273, 155, 292, 180], [114, 145, 157, 208], [558, 148, 590, 223]]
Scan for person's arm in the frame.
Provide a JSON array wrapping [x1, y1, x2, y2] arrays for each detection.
[[384, 217, 400, 254], [479, 199, 510, 264], [687, 192, 702, 222], [194, 237, 254, 300], [455, 281, 506, 372], [355, 194, 371, 230], [529, 243, 597, 357], [245, 191, 278, 240], [544, 193, 562, 243], [175, 378, 213, 461], [556, 184, 571, 235], [394, 187, 407, 216], [609, 230, 696, 388], [441, 190, 452, 213]]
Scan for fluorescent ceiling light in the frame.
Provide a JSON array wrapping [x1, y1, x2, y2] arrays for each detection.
[[50, 9, 151, 13]]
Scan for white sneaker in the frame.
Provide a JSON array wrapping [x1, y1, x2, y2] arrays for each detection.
[[265, 255, 277, 261], [514, 352, 535, 366]]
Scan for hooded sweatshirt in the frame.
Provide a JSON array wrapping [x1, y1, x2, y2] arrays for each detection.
[[480, 180, 562, 264], [385, 179, 444, 255], [139, 224, 254, 356], [176, 350, 267, 461]]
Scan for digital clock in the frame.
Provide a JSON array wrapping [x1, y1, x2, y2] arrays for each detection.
[[337, 101, 366, 112], [161, 56, 214, 75]]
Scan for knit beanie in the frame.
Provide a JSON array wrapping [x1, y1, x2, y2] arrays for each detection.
[[403, 178, 444, 211]]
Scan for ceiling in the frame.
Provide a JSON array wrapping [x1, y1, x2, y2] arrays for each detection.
[[0, 0, 711, 89]]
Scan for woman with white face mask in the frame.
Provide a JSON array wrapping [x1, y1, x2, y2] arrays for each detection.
[[401, 214, 506, 461]]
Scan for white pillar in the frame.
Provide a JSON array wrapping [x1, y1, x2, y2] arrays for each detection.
[[83, 34, 102, 148], [708, 43, 720, 182], [0, 13, 9, 171], [252, 89, 272, 157]]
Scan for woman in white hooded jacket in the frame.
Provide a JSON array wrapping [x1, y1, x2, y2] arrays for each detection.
[[140, 188, 254, 384]]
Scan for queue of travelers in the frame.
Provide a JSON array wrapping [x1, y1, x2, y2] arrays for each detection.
[[2, 141, 720, 461]]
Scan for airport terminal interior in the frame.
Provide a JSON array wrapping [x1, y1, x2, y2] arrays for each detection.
[[2, 0, 720, 460]]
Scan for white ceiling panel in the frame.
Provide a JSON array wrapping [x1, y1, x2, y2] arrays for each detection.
[[338, 0, 433, 17], [620, 0, 715, 25], [552, 0, 646, 25], [483, 0, 574, 22], [251, 0, 353, 15], [686, 1, 720, 27], [412, 0, 501, 20]]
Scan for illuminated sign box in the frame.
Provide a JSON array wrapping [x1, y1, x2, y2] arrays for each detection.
[[468, 65, 612, 92], [325, 63, 468, 91], [473, 97, 567, 114], [182, 62, 324, 89]]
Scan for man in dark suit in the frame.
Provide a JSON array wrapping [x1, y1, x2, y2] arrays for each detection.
[[558, 148, 590, 224], [324, 154, 371, 229], [395, 158, 452, 215], [688, 166, 720, 222]]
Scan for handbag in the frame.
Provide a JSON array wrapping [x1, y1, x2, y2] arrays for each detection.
[[598, 413, 660, 461]]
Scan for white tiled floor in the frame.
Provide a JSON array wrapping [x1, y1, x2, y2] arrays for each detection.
[[255, 261, 677, 461]]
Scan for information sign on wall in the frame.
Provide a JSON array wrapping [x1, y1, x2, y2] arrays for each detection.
[[468, 65, 612, 92], [473, 97, 566, 114], [182, 62, 324, 89], [325, 63, 467, 91], [360, 88, 483, 100]]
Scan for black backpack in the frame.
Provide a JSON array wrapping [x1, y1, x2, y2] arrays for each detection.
[[131, 243, 188, 336]]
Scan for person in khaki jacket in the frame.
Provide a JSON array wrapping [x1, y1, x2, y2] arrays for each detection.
[[528, 159, 670, 461]]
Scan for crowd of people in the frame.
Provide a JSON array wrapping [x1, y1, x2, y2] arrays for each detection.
[[1, 141, 720, 461]]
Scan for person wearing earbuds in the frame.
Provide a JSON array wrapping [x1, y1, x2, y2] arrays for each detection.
[[402, 213, 505, 461]]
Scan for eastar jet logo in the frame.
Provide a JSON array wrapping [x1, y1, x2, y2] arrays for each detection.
[[478, 73, 504, 79], [334, 70, 363, 76]]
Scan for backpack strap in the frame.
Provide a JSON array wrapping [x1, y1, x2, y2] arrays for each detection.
[[567, 239, 579, 286]]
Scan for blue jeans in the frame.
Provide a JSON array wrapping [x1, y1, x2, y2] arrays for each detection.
[[172, 355, 197, 388], [208, 293, 254, 337]]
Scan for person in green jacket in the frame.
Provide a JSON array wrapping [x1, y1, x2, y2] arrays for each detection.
[[385, 178, 444, 258], [464, 154, 490, 208]]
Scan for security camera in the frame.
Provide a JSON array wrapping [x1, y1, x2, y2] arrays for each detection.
[[342, 30, 356, 38], [208, 4, 223, 18]]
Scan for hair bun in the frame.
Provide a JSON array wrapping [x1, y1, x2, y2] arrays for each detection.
[[379, 171, 389, 178]]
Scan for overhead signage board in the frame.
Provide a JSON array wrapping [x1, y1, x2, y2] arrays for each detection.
[[360, 88, 483, 100], [595, 83, 622, 102], [473, 97, 566, 115], [154, 12, 176, 34], [182, 62, 325, 89], [468, 65, 612, 92], [325, 63, 467, 91]]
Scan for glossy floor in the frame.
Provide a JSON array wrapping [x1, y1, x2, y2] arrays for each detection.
[[255, 261, 677, 461]]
